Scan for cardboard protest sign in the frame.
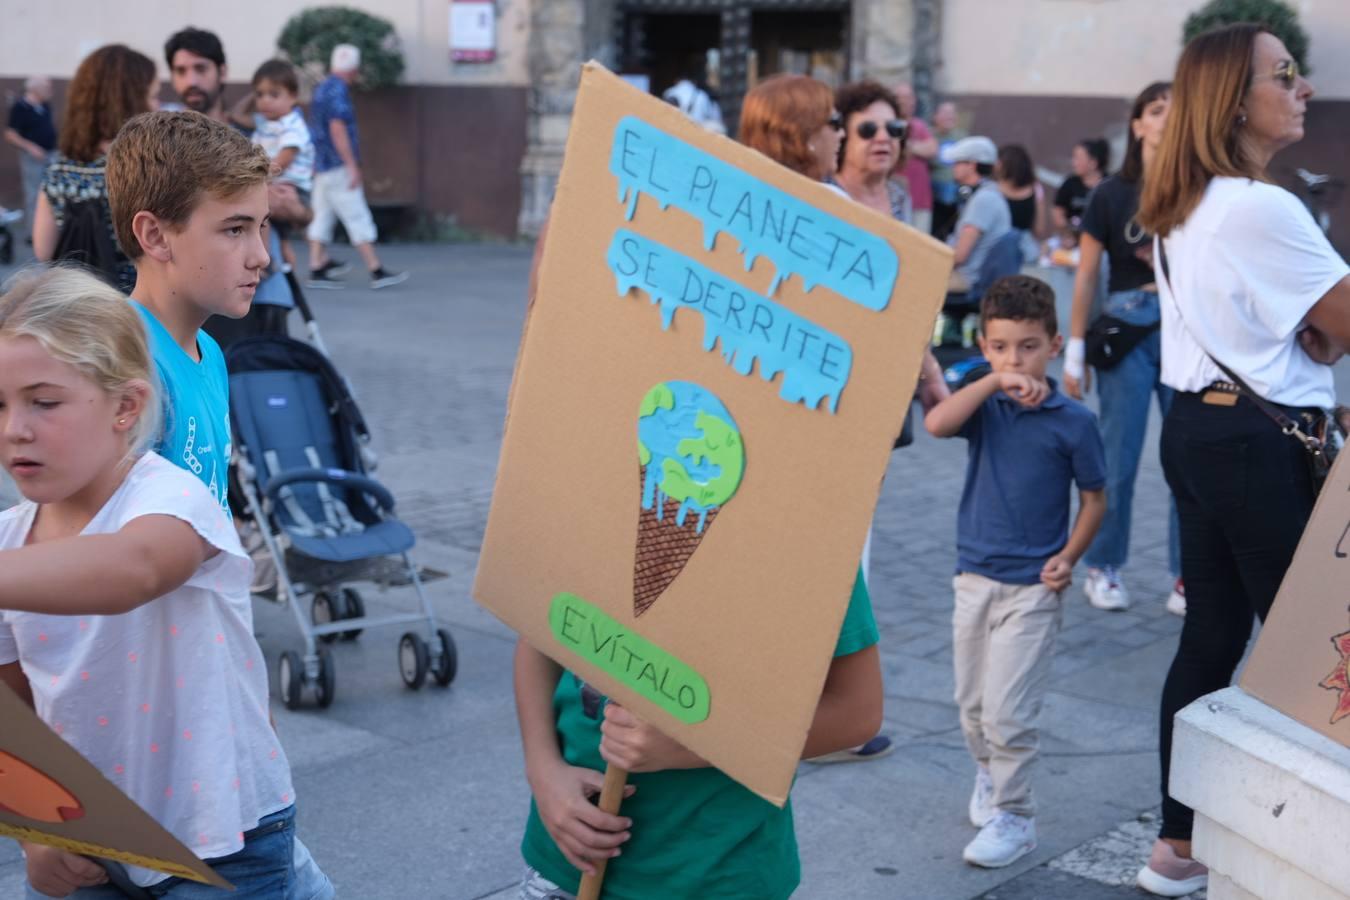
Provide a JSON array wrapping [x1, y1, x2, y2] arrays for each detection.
[[1242, 453, 1350, 745], [474, 62, 951, 804], [0, 683, 229, 888]]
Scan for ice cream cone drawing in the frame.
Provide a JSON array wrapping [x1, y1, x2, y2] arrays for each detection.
[[634, 381, 745, 616]]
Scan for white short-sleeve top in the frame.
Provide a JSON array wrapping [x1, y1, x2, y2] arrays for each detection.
[[1156, 176, 1348, 408], [0, 453, 293, 886]]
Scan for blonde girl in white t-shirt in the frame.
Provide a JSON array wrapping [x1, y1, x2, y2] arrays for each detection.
[[0, 267, 331, 899]]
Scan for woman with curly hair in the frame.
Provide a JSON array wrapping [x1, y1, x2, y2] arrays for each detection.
[[32, 44, 159, 291]]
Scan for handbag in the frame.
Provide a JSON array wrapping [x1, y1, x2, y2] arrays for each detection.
[[1084, 315, 1159, 370], [1158, 243, 1342, 495]]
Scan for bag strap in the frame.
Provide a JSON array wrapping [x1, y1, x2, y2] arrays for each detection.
[[1157, 241, 1326, 453]]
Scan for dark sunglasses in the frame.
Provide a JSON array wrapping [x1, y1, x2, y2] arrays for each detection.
[[1272, 59, 1300, 90], [827, 112, 844, 130], [855, 119, 906, 140]]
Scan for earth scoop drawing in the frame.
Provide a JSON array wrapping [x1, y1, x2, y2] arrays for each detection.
[[634, 381, 745, 616]]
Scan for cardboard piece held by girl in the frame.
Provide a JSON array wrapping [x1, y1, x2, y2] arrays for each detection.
[[0, 683, 230, 888]]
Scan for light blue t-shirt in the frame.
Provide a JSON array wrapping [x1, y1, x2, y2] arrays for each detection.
[[132, 302, 233, 516]]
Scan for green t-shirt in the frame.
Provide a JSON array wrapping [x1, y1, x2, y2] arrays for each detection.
[[520, 567, 879, 899]]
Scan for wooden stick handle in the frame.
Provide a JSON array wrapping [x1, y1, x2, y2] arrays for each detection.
[[575, 764, 630, 900]]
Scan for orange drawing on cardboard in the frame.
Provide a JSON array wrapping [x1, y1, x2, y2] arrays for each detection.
[[1318, 629, 1350, 725], [0, 750, 86, 823]]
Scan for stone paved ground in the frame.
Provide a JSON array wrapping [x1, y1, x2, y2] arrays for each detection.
[[2, 244, 1346, 898]]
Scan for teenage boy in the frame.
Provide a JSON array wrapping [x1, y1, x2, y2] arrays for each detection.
[[925, 274, 1107, 869], [106, 110, 271, 514], [105, 109, 334, 896]]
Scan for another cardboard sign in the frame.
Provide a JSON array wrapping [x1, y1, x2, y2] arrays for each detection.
[[0, 684, 229, 888], [474, 62, 951, 804], [1242, 453, 1350, 744]]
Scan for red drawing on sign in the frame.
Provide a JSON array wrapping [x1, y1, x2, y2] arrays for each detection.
[[0, 750, 85, 823], [1319, 629, 1350, 724]]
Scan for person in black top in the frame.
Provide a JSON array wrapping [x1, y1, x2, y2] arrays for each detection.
[[1063, 82, 1179, 616], [1053, 137, 1108, 246], [4, 76, 57, 241], [996, 144, 1049, 262]]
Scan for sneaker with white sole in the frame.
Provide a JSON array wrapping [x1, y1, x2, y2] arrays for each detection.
[[968, 766, 995, 827], [1085, 566, 1130, 611], [963, 811, 1036, 868], [1166, 579, 1186, 617], [307, 268, 346, 289], [311, 259, 351, 278], [1137, 838, 1207, 896], [370, 267, 409, 289]]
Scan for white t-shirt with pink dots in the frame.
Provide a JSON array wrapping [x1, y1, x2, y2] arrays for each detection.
[[0, 452, 294, 887]]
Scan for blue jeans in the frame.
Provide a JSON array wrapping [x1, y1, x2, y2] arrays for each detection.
[[1082, 289, 1181, 577], [26, 808, 333, 899]]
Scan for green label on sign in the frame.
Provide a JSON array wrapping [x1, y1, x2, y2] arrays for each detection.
[[549, 592, 710, 724]]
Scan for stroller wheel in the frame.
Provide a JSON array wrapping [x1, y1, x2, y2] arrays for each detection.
[[312, 591, 341, 644], [314, 646, 337, 709], [339, 588, 366, 641], [279, 650, 304, 710], [398, 632, 429, 690], [431, 628, 457, 687]]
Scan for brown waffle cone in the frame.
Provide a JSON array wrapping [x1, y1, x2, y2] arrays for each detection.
[[633, 465, 719, 617]]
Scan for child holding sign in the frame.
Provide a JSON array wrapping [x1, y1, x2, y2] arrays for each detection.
[[0, 267, 331, 898], [514, 569, 881, 899], [925, 275, 1106, 869]]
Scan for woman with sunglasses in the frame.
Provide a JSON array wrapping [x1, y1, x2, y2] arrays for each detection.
[[832, 80, 911, 224], [1134, 24, 1350, 897]]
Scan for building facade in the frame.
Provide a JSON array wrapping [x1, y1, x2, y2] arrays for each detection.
[[2, 1, 1347, 245]]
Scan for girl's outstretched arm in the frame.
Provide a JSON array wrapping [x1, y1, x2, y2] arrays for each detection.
[[0, 515, 212, 616]]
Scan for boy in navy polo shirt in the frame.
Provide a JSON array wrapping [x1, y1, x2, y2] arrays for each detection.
[[926, 275, 1106, 870]]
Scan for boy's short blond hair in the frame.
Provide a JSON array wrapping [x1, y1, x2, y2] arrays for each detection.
[[106, 110, 270, 260]]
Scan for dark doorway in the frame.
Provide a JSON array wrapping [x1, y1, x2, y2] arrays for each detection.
[[617, 12, 721, 99], [750, 10, 849, 87]]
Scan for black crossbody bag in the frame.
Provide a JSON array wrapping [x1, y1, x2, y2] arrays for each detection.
[[1158, 243, 1342, 495], [1084, 315, 1159, 370]]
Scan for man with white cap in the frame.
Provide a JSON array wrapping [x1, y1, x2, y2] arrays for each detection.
[[943, 135, 1011, 292], [307, 43, 407, 289]]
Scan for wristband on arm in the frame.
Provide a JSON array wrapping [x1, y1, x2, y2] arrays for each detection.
[[1064, 337, 1086, 380]]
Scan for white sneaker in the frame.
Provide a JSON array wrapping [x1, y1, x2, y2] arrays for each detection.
[[968, 766, 995, 827], [963, 811, 1036, 868], [1165, 579, 1186, 617], [1085, 567, 1130, 611]]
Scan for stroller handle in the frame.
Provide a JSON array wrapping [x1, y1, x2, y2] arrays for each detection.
[[261, 467, 396, 512]]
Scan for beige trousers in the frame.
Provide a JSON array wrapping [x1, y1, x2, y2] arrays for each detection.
[[952, 572, 1062, 818]]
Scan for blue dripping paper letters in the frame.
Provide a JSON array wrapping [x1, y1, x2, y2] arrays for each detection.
[[610, 116, 898, 311], [608, 230, 852, 412]]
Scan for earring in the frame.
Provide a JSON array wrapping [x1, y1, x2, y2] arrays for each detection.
[[808, 143, 816, 152], [1237, 113, 1247, 126], [117, 418, 126, 426]]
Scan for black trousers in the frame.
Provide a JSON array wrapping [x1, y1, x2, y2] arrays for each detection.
[[1157, 391, 1317, 840]]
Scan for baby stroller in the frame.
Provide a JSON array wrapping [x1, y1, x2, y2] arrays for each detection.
[[226, 302, 456, 710]]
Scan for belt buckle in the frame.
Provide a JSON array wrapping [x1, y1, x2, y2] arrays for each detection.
[[1201, 389, 1238, 407]]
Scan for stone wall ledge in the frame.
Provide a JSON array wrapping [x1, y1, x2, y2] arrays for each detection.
[[1173, 687, 1350, 898]]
